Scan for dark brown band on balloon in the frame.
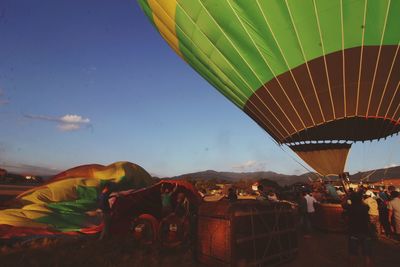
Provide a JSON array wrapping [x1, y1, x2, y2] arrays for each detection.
[[244, 45, 400, 144]]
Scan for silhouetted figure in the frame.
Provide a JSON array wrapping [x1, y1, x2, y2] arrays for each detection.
[[175, 192, 189, 218], [227, 187, 238, 202], [388, 191, 400, 241], [256, 185, 267, 201], [303, 191, 318, 237], [98, 182, 113, 240], [343, 192, 373, 267], [161, 183, 177, 217]]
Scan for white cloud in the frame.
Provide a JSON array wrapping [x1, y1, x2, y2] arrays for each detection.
[[60, 114, 90, 124], [25, 113, 91, 132], [57, 123, 81, 132]]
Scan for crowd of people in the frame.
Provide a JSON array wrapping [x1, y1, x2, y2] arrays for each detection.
[[295, 182, 400, 267], [300, 180, 400, 240]]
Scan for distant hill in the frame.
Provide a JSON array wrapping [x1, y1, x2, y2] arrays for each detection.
[[169, 166, 400, 186], [349, 166, 400, 182], [170, 170, 312, 185]]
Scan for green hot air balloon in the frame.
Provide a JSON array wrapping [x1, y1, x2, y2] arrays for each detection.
[[138, 0, 400, 177]]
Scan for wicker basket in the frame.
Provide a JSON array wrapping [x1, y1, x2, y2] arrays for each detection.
[[197, 200, 298, 266]]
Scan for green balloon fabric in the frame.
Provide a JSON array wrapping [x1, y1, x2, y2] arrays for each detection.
[[138, 0, 400, 175]]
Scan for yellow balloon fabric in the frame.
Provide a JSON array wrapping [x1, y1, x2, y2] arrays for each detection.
[[0, 162, 154, 235]]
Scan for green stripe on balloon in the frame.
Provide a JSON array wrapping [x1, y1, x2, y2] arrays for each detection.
[[137, 0, 157, 30], [174, 0, 399, 86], [36, 186, 98, 232], [382, 0, 400, 43]]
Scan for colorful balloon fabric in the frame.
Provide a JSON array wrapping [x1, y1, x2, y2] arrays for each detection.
[[0, 162, 154, 238], [138, 0, 400, 175]]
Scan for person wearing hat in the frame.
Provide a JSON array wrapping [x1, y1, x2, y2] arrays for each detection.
[[363, 190, 380, 237]]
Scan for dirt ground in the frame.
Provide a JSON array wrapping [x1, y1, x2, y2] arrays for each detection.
[[281, 231, 400, 267], [1, 230, 399, 267]]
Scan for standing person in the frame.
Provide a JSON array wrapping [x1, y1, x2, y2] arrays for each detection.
[[378, 187, 389, 202], [256, 185, 268, 201], [326, 182, 340, 202], [388, 186, 396, 200], [227, 187, 238, 202], [343, 192, 373, 267], [267, 191, 279, 202], [175, 192, 190, 218], [304, 190, 318, 237], [98, 182, 113, 240], [363, 190, 380, 238], [388, 191, 400, 241], [298, 191, 308, 234], [161, 182, 177, 217], [376, 197, 391, 237]]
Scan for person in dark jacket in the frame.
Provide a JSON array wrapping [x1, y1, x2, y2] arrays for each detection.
[[343, 192, 373, 267], [98, 182, 113, 240], [227, 187, 238, 202]]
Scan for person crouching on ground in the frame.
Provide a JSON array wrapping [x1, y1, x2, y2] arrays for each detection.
[[98, 182, 113, 240]]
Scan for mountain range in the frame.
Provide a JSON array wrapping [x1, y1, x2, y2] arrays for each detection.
[[2, 164, 400, 186], [169, 166, 400, 186]]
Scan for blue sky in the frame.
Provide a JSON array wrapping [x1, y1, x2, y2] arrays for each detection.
[[0, 0, 399, 177]]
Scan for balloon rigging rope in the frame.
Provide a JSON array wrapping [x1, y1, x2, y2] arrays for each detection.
[[384, 78, 400, 118], [312, 0, 336, 119], [161, 0, 290, 139], [382, 88, 400, 140], [148, 0, 290, 141], [283, 0, 323, 125], [226, 0, 307, 132], [366, 0, 392, 116], [355, 0, 368, 114], [197, 0, 294, 138], [255, 0, 317, 141], [376, 46, 400, 116], [340, 0, 347, 116], [279, 145, 320, 179], [382, 135, 400, 178]]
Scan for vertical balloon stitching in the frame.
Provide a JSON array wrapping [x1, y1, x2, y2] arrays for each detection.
[[312, 0, 336, 120], [196, 0, 294, 138], [148, 0, 288, 141], [366, 0, 392, 116], [284, 0, 323, 125], [376, 44, 400, 116], [226, 0, 306, 134], [355, 0, 368, 115], [340, 0, 347, 117], [256, 0, 320, 131]]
